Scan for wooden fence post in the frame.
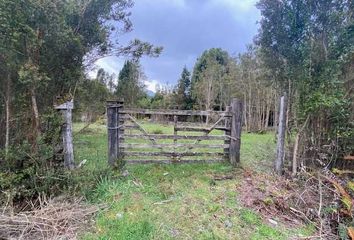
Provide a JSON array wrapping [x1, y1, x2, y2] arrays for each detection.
[[55, 100, 75, 169], [275, 94, 287, 174], [230, 98, 243, 167], [224, 106, 231, 160], [107, 100, 123, 167]]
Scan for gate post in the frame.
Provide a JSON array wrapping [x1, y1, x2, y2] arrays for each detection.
[[107, 100, 124, 167], [230, 98, 243, 167], [55, 100, 75, 169]]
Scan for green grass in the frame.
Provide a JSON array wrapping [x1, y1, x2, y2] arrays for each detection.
[[72, 121, 313, 239]]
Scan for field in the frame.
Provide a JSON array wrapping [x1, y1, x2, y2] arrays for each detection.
[[73, 121, 314, 240]]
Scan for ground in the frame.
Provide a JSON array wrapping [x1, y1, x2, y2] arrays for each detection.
[[72, 121, 314, 240]]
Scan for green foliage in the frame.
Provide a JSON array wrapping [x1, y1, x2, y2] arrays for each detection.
[[0, 0, 162, 205], [257, 0, 354, 162], [240, 209, 262, 225], [0, 110, 66, 204], [136, 96, 152, 109], [0, 142, 63, 204], [115, 60, 146, 107], [173, 66, 192, 109], [190, 48, 233, 110], [76, 78, 111, 122]]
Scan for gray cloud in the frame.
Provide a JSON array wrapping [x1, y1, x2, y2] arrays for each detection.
[[97, 0, 260, 88]]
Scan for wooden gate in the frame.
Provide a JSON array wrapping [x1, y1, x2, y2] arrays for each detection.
[[107, 99, 243, 166]]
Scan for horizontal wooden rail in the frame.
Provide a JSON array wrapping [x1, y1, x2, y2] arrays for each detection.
[[175, 126, 229, 132], [124, 152, 226, 157], [121, 143, 229, 149], [125, 159, 226, 165], [121, 125, 139, 129], [120, 108, 231, 117], [122, 134, 227, 140]]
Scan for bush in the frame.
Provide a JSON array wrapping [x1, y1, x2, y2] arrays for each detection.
[[0, 111, 71, 206], [0, 142, 71, 206]]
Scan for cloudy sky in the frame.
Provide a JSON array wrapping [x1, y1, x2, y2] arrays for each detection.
[[95, 0, 261, 92]]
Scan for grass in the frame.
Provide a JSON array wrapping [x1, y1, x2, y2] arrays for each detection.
[[72, 121, 313, 239]]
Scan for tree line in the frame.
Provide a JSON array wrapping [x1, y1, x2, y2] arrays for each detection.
[[85, 47, 276, 133], [90, 0, 353, 170], [0, 0, 353, 204], [0, 0, 161, 203]]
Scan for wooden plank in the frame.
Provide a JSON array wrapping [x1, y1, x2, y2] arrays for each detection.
[[119, 114, 130, 120], [224, 106, 231, 160], [173, 116, 178, 145], [121, 143, 229, 149], [55, 100, 74, 110], [124, 152, 227, 157], [175, 126, 229, 132], [122, 134, 227, 140], [173, 115, 178, 160], [127, 114, 160, 148], [188, 116, 226, 151], [121, 125, 139, 129], [121, 108, 231, 117], [125, 159, 226, 165], [229, 98, 243, 167], [107, 100, 124, 108]]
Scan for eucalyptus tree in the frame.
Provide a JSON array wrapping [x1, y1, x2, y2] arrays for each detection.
[[257, 0, 354, 169], [191, 48, 231, 111]]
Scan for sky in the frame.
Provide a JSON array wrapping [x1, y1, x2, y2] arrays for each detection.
[[95, 0, 261, 92]]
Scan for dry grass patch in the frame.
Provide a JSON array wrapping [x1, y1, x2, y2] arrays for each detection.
[[0, 196, 102, 240]]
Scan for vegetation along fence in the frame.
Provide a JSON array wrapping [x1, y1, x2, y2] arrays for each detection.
[[106, 99, 243, 166]]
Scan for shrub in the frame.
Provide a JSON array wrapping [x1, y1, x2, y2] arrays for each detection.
[[0, 111, 71, 207]]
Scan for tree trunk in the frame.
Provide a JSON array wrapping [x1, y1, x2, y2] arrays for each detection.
[[31, 87, 41, 139], [264, 98, 270, 130], [248, 90, 252, 131], [275, 94, 287, 175], [292, 133, 300, 175], [243, 93, 248, 132], [5, 73, 11, 159], [292, 116, 309, 176]]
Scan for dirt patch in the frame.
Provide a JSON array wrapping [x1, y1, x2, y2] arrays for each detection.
[[237, 169, 303, 227]]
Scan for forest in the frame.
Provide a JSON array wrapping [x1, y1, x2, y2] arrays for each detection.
[[0, 0, 353, 239]]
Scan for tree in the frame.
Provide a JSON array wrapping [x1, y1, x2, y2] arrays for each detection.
[[236, 46, 275, 132], [195, 58, 221, 112], [115, 60, 146, 106], [0, 0, 162, 203], [257, 0, 354, 170], [96, 68, 116, 92], [191, 48, 231, 110], [76, 78, 111, 122], [173, 66, 191, 109], [0, 0, 162, 148]]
